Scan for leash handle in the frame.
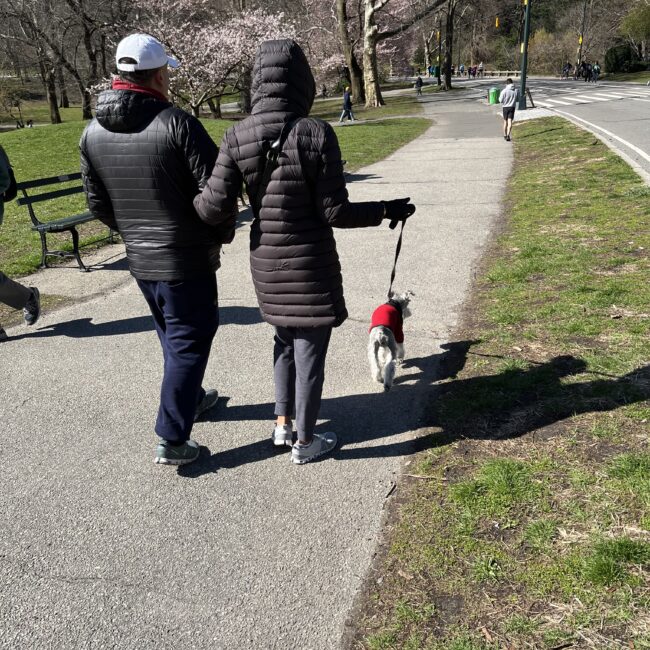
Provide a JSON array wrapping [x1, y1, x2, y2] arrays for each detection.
[[387, 220, 405, 300]]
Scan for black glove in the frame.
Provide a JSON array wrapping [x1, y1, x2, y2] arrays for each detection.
[[382, 197, 416, 229]]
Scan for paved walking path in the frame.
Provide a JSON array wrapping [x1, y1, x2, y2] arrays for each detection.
[[0, 97, 512, 649]]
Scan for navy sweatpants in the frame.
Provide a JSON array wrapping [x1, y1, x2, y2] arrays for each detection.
[[137, 274, 219, 443], [273, 326, 332, 443]]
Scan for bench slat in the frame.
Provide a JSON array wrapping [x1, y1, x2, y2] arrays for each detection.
[[16, 185, 85, 206], [16, 172, 83, 191], [31, 212, 96, 233]]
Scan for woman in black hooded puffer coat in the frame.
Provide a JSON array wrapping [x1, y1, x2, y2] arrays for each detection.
[[194, 39, 415, 464]]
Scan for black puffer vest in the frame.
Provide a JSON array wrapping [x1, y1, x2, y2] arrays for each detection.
[[80, 90, 223, 280]]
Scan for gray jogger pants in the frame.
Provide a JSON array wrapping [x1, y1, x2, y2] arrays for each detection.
[[273, 326, 332, 443]]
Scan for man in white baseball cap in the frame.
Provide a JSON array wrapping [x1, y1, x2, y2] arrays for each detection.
[[112, 33, 179, 101], [80, 34, 235, 467], [116, 33, 179, 73]]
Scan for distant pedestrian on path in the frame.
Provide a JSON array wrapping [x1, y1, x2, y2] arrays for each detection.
[[592, 61, 601, 83], [415, 75, 423, 96], [478, 61, 484, 78], [339, 86, 355, 123], [195, 39, 416, 464], [80, 34, 232, 466], [499, 77, 519, 142], [0, 146, 40, 342]]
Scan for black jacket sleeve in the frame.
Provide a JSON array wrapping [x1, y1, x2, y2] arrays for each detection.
[[314, 123, 384, 229], [193, 130, 241, 237], [80, 129, 118, 231], [174, 113, 218, 191]]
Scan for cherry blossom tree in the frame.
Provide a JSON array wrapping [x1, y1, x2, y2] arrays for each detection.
[[135, 0, 296, 116]]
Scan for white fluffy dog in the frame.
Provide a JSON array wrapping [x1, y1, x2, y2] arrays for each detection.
[[368, 291, 413, 391]]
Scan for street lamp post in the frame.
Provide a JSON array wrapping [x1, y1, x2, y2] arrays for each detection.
[[518, 0, 532, 110], [577, 0, 588, 66]]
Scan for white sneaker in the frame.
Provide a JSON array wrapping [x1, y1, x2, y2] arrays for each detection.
[[291, 432, 337, 464], [272, 424, 294, 447]]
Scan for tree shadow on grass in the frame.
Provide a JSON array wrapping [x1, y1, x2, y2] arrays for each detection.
[[180, 345, 650, 477]]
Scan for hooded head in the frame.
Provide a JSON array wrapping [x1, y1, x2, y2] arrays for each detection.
[[251, 39, 315, 116]]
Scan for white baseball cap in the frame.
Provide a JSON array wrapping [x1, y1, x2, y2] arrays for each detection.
[[115, 34, 179, 72]]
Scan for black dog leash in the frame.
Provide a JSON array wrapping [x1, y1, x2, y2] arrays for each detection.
[[387, 219, 405, 300]]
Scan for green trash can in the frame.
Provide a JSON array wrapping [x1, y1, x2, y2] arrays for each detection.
[[488, 87, 500, 104]]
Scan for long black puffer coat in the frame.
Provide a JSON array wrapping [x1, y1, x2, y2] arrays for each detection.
[[194, 39, 385, 328], [80, 90, 231, 281]]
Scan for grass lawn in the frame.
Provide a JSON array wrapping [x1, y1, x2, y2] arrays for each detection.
[[0, 109, 430, 283], [0, 103, 86, 126], [602, 71, 650, 84], [354, 117, 650, 649]]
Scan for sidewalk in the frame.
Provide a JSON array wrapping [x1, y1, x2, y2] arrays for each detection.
[[0, 97, 512, 649]]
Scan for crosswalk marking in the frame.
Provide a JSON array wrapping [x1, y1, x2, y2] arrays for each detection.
[[593, 93, 627, 99], [545, 98, 573, 105], [572, 95, 608, 102]]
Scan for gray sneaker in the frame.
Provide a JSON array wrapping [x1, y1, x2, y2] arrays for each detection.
[[272, 423, 294, 447], [291, 432, 337, 465], [23, 287, 40, 326], [194, 389, 219, 421], [155, 439, 200, 465]]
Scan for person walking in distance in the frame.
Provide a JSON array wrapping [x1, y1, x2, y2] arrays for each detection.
[[414, 75, 424, 96], [339, 86, 355, 123], [194, 40, 416, 464], [80, 34, 233, 466], [0, 146, 40, 342], [499, 77, 519, 142]]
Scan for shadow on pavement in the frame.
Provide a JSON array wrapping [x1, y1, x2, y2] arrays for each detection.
[[180, 343, 650, 477], [180, 340, 478, 477], [9, 306, 263, 340], [88, 255, 130, 272], [344, 172, 380, 183]]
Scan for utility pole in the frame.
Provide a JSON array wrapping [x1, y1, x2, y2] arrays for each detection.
[[577, 0, 588, 66], [518, 0, 531, 110]]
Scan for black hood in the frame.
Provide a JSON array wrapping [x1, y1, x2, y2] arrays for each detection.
[[95, 90, 171, 133], [251, 39, 315, 116]]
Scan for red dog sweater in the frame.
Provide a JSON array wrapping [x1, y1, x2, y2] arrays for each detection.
[[370, 302, 404, 343]]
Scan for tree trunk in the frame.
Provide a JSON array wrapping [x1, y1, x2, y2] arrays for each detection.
[[336, 0, 365, 104], [56, 65, 69, 108], [240, 66, 252, 114], [207, 98, 222, 119], [100, 34, 108, 77], [191, 104, 200, 118], [81, 88, 92, 119], [442, 1, 456, 90], [424, 32, 431, 69], [363, 2, 384, 107], [39, 60, 61, 124]]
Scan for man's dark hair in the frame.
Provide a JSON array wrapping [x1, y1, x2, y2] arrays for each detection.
[[505, 77, 513, 84], [118, 58, 163, 85]]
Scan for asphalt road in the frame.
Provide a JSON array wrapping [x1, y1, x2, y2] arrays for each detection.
[[449, 76, 650, 179], [0, 99, 511, 648]]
